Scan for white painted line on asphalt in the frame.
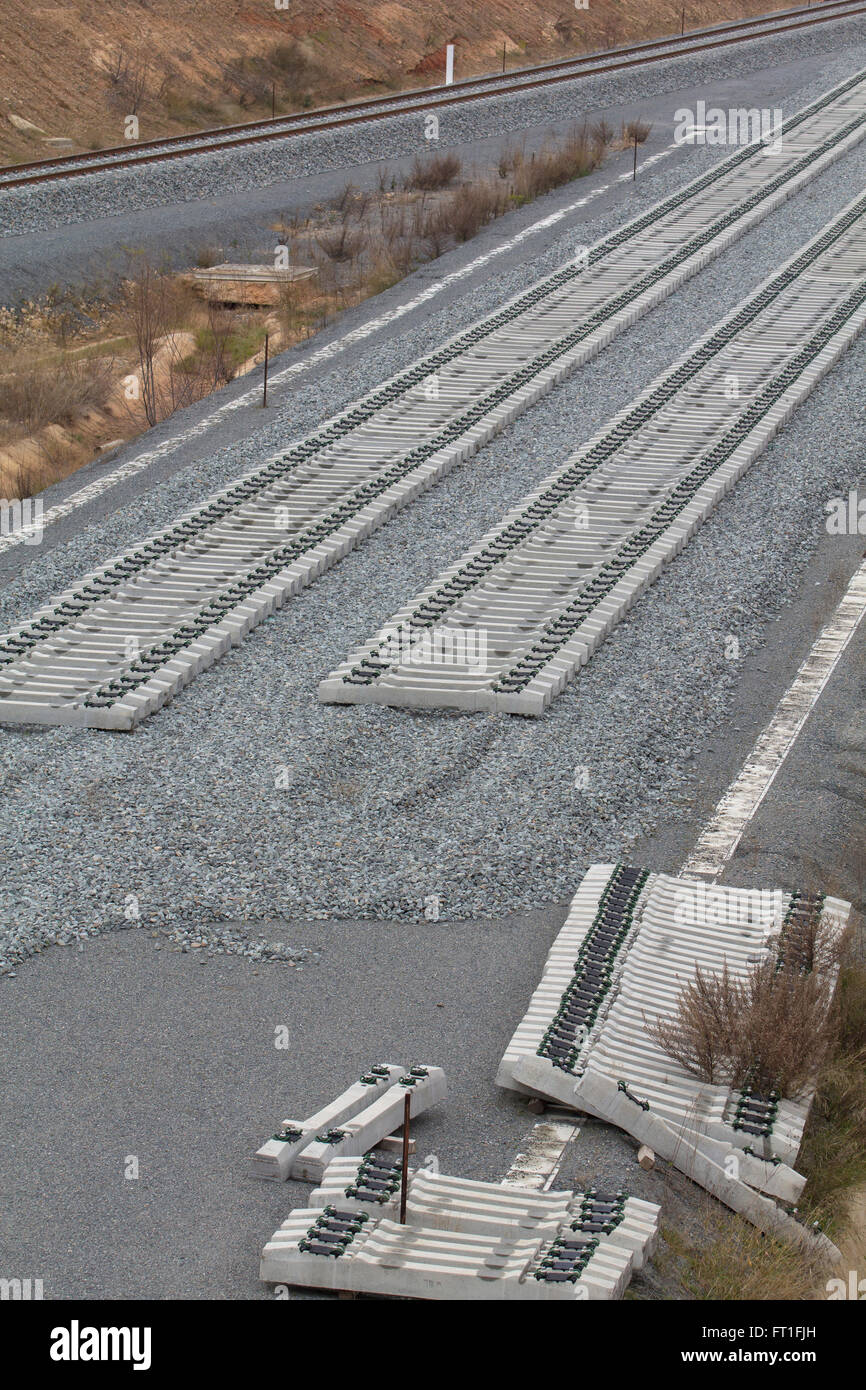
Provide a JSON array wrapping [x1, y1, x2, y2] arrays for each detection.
[[501, 1117, 581, 1190], [0, 143, 678, 559], [683, 558, 866, 880]]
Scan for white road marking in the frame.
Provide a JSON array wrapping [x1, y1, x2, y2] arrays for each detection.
[[501, 1117, 581, 1190], [0, 144, 678, 559], [683, 558, 866, 881]]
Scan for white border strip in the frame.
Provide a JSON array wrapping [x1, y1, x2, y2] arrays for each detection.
[[683, 560, 866, 879]]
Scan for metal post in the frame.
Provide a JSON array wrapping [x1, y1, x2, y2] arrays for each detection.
[[271, 83, 276, 120], [399, 1091, 411, 1223], [681, 7, 685, 37], [262, 334, 269, 408], [502, 42, 506, 73], [633, 133, 638, 181], [445, 44, 455, 87]]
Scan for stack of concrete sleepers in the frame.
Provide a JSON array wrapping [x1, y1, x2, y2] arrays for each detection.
[[261, 1159, 660, 1300], [498, 865, 848, 1255]]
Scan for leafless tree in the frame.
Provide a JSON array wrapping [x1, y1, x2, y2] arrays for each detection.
[[107, 44, 153, 114]]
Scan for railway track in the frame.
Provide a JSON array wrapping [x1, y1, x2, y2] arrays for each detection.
[[321, 185, 866, 714], [1, 1, 864, 191], [1, 68, 864, 730]]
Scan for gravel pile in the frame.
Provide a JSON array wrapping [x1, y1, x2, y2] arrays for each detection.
[[2, 15, 864, 237], [1, 80, 865, 975]]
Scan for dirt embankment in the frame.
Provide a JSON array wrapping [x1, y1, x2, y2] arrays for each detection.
[[2, 0, 801, 162]]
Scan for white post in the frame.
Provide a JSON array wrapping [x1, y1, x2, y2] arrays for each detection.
[[445, 44, 454, 86]]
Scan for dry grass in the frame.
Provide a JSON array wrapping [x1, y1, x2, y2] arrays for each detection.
[[404, 152, 463, 191], [797, 964, 866, 1231], [0, 354, 114, 440], [622, 118, 653, 145], [661, 1212, 820, 1300], [446, 182, 510, 242], [506, 127, 607, 201]]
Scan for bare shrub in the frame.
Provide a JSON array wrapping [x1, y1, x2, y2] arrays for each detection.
[[511, 127, 605, 202], [497, 144, 515, 179], [315, 226, 364, 262], [445, 182, 507, 242], [333, 183, 371, 219], [622, 118, 653, 145], [650, 963, 742, 1085], [418, 203, 450, 258], [733, 958, 838, 1097], [0, 354, 113, 437], [405, 152, 462, 191], [107, 45, 153, 114], [379, 201, 407, 247], [117, 259, 203, 426], [648, 919, 842, 1099], [590, 118, 614, 147], [315, 189, 369, 263]]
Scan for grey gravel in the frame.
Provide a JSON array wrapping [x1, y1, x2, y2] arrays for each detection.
[[1, 67, 866, 975], [2, 14, 864, 238]]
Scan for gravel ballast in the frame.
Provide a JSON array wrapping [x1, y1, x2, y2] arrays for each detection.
[[2, 67, 866, 975]]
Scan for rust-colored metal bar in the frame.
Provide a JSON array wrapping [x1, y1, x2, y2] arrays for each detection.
[[399, 1092, 411, 1224]]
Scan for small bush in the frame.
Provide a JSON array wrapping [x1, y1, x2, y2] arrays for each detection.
[[315, 226, 364, 262], [590, 118, 613, 146], [510, 128, 605, 202], [622, 118, 652, 145], [405, 152, 462, 191], [194, 246, 223, 270], [0, 356, 113, 437], [648, 915, 841, 1098], [418, 203, 450, 258], [446, 183, 507, 242]]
